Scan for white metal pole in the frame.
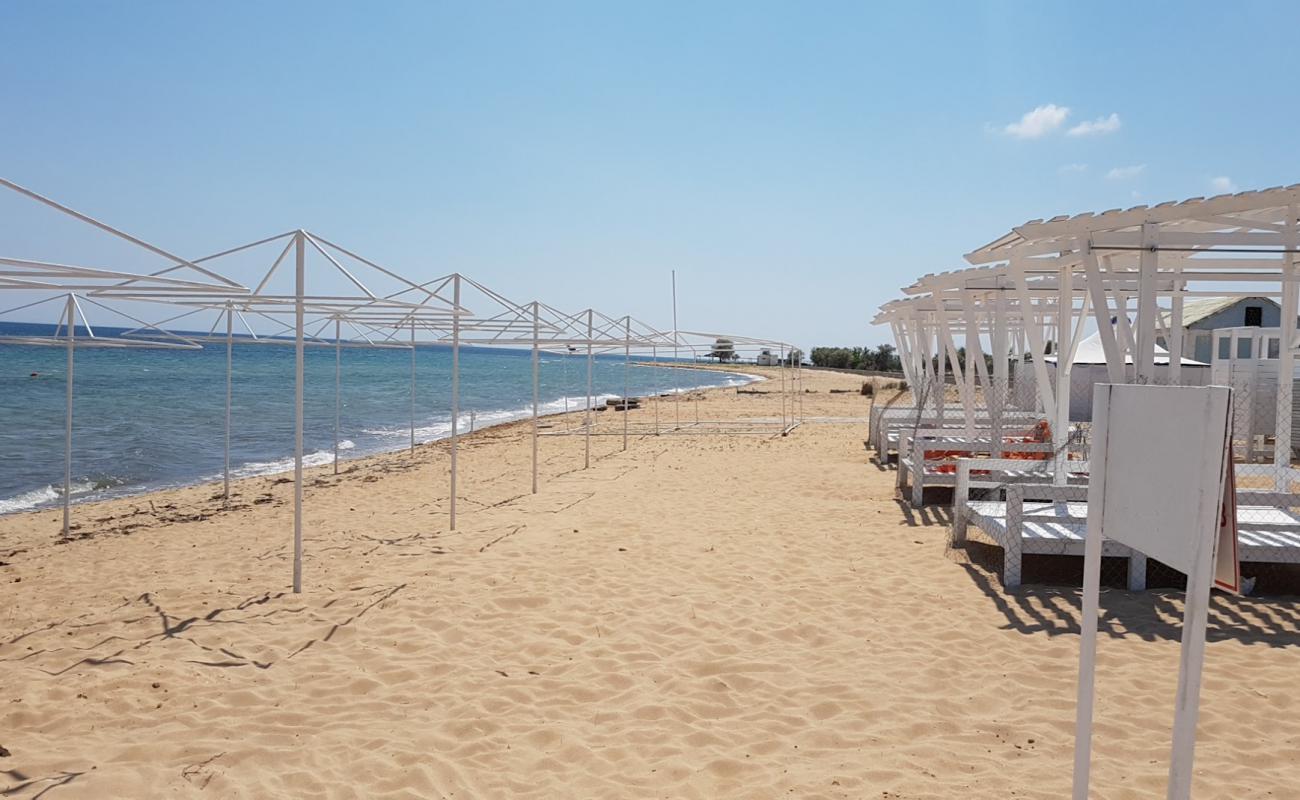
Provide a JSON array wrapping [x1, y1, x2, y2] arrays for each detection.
[[224, 303, 233, 504], [672, 271, 680, 430], [790, 351, 800, 421], [334, 317, 341, 476], [790, 351, 800, 426], [409, 319, 416, 453], [450, 276, 461, 530], [585, 309, 593, 469], [531, 302, 540, 494], [292, 231, 305, 593], [780, 345, 787, 429], [623, 316, 630, 451], [691, 342, 700, 424], [63, 294, 74, 538], [652, 344, 659, 435]]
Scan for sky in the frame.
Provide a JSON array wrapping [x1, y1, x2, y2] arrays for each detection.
[[2, 1, 1299, 352]]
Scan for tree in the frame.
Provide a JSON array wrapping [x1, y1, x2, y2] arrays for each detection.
[[810, 344, 901, 372], [784, 348, 803, 366], [871, 344, 896, 370], [710, 337, 736, 363]]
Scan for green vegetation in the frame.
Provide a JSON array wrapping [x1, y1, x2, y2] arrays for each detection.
[[810, 344, 900, 372]]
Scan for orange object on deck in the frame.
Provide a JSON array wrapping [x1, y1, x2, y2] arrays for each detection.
[[925, 420, 1053, 474]]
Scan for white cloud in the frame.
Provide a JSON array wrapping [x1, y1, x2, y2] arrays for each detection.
[[1003, 104, 1070, 139], [1067, 113, 1121, 137], [1209, 176, 1238, 193], [1058, 163, 1088, 174], [1106, 164, 1146, 180]]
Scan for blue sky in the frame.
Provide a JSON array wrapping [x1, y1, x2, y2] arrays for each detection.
[[2, 1, 1298, 351]]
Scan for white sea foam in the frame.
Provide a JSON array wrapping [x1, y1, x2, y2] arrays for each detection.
[[231, 449, 339, 479], [0, 479, 104, 514], [358, 393, 630, 444], [0, 485, 59, 513]]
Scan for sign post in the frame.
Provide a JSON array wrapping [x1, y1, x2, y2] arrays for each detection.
[[1072, 384, 1236, 800]]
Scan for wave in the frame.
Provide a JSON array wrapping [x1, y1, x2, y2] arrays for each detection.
[[0, 475, 127, 513], [0, 485, 60, 513], [358, 393, 629, 443], [231, 448, 339, 479]]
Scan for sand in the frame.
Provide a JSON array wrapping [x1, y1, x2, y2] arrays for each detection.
[[2, 367, 1299, 798]]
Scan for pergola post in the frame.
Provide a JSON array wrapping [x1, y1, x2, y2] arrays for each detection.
[[1083, 243, 1126, 384], [935, 306, 968, 425], [63, 294, 75, 538], [585, 309, 593, 469], [930, 321, 946, 419], [450, 276, 461, 530], [961, 298, 978, 438], [1135, 222, 1159, 382], [1010, 259, 1057, 419], [531, 302, 540, 494], [1277, 206, 1298, 490], [891, 321, 912, 389], [917, 324, 936, 414], [1055, 266, 1074, 485], [224, 303, 233, 504], [292, 231, 305, 594], [1167, 268, 1185, 385], [991, 290, 1008, 457]]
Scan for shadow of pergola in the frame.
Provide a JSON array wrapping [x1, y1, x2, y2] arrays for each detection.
[[954, 553, 1300, 649]]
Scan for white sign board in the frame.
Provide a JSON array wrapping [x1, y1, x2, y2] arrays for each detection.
[[1073, 384, 1233, 800], [1086, 384, 1232, 575]]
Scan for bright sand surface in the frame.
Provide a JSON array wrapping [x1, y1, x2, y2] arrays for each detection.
[[2, 367, 1299, 798]]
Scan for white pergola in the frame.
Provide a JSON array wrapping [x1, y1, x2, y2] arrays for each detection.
[[116, 229, 469, 593], [2, 177, 806, 598], [872, 184, 1300, 520], [657, 329, 803, 434], [0, 178, 254, 535], [315, 274, 575, 528], [963, 185, 1300, 488], [0, 293, 217, 538]]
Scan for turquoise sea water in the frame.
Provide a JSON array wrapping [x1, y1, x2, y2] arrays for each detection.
[[0, 321, 754, 514]]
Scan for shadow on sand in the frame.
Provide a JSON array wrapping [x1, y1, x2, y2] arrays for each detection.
[[951, 543, 1300, 649]]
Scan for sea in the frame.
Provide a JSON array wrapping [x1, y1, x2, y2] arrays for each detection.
[[0, 321, 756, 514]]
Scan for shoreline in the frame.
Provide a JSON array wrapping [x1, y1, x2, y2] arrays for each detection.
[[0, 371, 766, 534], [0, 367, 763, 520]]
